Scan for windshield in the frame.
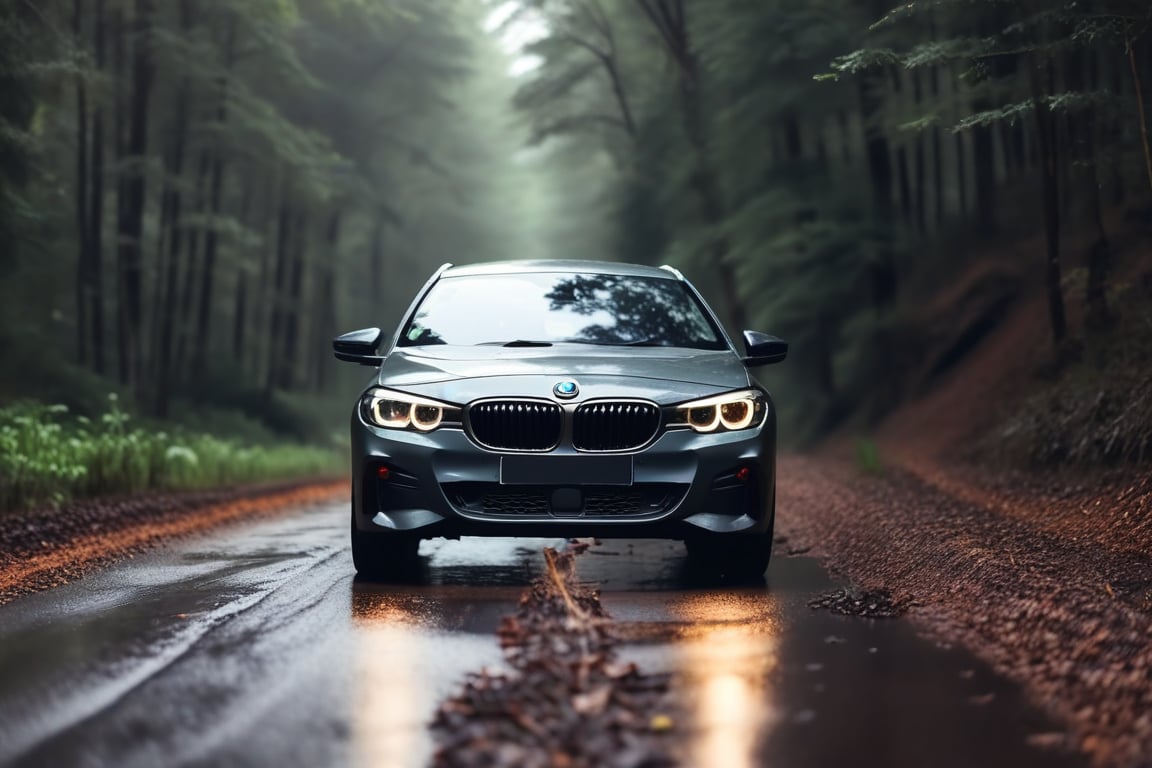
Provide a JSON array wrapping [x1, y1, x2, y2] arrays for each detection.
[[399, 272, 727, 349]]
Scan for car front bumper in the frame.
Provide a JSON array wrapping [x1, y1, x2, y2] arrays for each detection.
[[350, 407, 776, 540]]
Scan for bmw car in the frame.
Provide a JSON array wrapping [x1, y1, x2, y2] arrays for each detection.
[[333, 260, 787, 578]]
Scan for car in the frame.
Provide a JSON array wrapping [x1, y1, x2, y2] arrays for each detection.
[[332, 260, 787, 578]]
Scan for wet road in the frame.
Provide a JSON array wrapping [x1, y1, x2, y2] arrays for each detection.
[[0, 500, 1081, 767]]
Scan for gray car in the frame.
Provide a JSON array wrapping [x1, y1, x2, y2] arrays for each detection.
[[333, 260, 787, 578]]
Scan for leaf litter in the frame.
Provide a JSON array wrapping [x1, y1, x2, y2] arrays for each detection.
[[431, 544, 678, 768]]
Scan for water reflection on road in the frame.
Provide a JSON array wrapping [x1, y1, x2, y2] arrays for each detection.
[[0, 505, 1082, 768], [669, 593, 781, 768]]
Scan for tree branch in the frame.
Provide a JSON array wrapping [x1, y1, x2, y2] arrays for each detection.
[[634, 0, 680, 60]]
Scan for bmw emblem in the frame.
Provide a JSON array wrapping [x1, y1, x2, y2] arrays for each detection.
[[553, 380, 579, 399]]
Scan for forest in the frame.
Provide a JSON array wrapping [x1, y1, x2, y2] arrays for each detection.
[[2, 0, 1152, 498]]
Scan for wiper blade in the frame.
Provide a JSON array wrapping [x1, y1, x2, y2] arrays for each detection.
[[477, 339, 554, 347], [565, 338, 668, 347]]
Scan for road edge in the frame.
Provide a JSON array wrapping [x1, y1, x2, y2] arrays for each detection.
[[0, 479, 346, 606]]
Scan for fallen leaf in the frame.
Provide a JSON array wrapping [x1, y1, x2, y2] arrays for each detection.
[[572, 686, 612, 715]]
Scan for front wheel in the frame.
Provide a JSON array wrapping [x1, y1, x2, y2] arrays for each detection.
[[351, 513, 421, 579], [685, 529, 773, 580]]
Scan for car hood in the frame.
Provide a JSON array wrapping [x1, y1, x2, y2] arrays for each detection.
[[375, 345, 752, 405]]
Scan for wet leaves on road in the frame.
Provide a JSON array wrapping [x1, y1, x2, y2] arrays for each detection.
[[432, 546, 677, 768], [806, 587, 912, 618]]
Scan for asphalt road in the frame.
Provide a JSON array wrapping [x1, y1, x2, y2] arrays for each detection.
[[0, 499, 1082, 767]]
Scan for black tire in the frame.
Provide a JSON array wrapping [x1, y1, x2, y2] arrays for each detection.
[[685, 528, 773, 580], [350, 512, 421, 579]]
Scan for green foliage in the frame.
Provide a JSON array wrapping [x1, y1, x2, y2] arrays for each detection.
[[854, 437, 884, 475], [0, 395, 343, 513]]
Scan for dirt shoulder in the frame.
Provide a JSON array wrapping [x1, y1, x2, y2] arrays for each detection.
[[0, 479, 345, 606], [776, 451, 1152, 768]]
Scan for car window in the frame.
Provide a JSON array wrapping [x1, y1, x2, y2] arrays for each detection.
[[399, 272, 726, 349]]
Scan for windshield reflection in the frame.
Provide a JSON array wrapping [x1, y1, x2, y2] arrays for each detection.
[[544, 273, 722, 347], [399, 272, 724, 348]]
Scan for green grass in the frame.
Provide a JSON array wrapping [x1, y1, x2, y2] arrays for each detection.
[[854, 437, 884, 475], [0, 395, 345, 513]]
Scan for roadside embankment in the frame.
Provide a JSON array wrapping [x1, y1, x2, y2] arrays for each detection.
[[0, 479, 344, 605]]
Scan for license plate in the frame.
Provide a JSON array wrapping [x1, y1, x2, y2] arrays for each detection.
[[500, 455, 633, 486]]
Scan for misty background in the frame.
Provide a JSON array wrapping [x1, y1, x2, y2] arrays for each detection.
[[2, 0, 1151, 471]]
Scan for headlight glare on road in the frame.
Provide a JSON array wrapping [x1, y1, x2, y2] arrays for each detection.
[[361, 388, 460, 432], [673, 390, 765, 433]]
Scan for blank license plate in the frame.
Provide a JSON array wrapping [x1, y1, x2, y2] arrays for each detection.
[[500, 455, 633, 486]]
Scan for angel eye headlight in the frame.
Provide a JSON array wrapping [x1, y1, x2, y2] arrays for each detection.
[[687, 404, 720, 431], [411, 403, 443, 431], [361, 388, 460, 432], [720, 400, 753, 430], [672, 390, 766, 433]]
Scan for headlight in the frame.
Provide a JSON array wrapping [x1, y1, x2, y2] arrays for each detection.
[[669, 389, 766, 433], [360, 388, 461, 432]]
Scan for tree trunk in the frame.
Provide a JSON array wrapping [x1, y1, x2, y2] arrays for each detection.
[[971, 118, 997, 233], [955, 130, 969, 219], [912, 70, 926, 234], [73, 0, 91, 366], [858, 79, 893, 220], [1030, 56, 1067, 347], [370, 215, 386, 299], [191, 14, 237, 377], [896, 146, 912, 223], [174, 152, 211, 372], [232, 176, 255, 367], [265, 190, 292, 393], [281, 211, 308, 391], [1083, 99, 1112, 331], [252, 177, 279, 387], [312, 209, 341, 392], [153, 2, 195, 418], [233, 272, 248, 364], [114, 0, 156, 392], [89, 0, 108, 375], [857, 76, 897, 308], [112, 7, 129, 385], [1128, 36, 1152, 201]]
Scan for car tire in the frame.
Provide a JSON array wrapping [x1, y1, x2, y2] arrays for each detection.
[[350, 512, 421, 579], [685, 528, 773, 580]]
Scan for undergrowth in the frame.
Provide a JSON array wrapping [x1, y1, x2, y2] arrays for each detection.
[[854, 437, 884, 474], [990, 301, 1152, 467], [0, 395, 344, 513]]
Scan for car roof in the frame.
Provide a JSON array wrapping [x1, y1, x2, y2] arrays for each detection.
[[440, 260, 680, 280]]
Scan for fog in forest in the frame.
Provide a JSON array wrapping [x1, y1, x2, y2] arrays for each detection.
[[2, 0, 1151, 458]]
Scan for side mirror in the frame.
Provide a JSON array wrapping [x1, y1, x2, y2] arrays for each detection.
[[333, 327, 385, 366], [741, 330, 788, 367]]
